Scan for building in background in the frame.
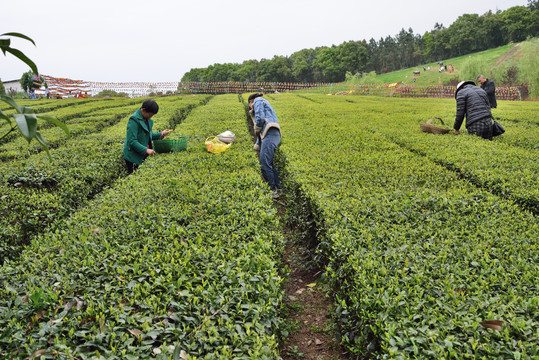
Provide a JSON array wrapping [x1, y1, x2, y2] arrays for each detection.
[[2, 79, 23, 94]]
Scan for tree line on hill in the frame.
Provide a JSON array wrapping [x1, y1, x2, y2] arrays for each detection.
[[182, 3, 538, 83]]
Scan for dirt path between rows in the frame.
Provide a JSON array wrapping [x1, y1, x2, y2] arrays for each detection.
[[242, 96, 349, 359], [277, 202, 348, 360]]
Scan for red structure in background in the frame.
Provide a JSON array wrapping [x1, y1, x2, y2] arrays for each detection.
[[37, 75, 91, 98]]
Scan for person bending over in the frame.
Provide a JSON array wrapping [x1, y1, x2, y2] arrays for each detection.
[[453, 81, 493, 140], [123, 99, 172, 174], [248, 93, 282, 199]]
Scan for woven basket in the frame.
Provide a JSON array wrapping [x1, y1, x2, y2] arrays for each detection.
[[420, 117, 451, 134], [153, 137, 188, 153]]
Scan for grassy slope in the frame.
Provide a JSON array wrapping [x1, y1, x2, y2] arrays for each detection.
[[369, 42, 524, 86]]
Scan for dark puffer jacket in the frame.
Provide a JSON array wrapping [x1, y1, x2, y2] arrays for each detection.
[[453, 84, 492, 131]]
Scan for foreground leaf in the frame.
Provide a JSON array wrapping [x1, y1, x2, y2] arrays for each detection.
[[36, 114, 70, 136], [3, 47, 38, 74], [13, 113, 38, 143], [0, 32, 37, 46]]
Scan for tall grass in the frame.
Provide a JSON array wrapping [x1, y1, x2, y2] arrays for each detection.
[[458, 38, 538, 99], [459, 56, 490, 82], [518, 38, 539, 98], [345, 71, 382, 84]]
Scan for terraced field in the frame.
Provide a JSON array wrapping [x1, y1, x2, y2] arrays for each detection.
[[0, 94, 537, 359]]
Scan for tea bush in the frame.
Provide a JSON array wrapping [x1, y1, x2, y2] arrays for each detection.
[[289, 95, 538, 213], [269, 94, 538, 359], [0, 98, 129, 145], [0, 96, 208, 264], [0, 98, 149, 159], [0, 95, 284, 359]]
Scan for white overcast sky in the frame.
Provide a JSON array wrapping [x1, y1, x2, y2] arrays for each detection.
[[1, 0, 528, 82]]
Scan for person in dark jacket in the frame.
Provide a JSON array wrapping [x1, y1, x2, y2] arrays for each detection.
[[477, 75, 497, 108], [123, 99, 172, 174], [453, 81, 493, 140]]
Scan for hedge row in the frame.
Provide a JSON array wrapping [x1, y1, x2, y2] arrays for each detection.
[[0, 96, 208, 265], [350, 95, 539, 215], [495, 101, 539, 126], [0, 98, 187, 161], [307, 95, 538, 214], [269, 94, 538, 359], [0, 98, 92, 113], [0, 99, 121, 145], [0, 99, 150, 156], [490, 101, 539, 150], [0, 94, 284, 359], [0, 113, 123, 162]]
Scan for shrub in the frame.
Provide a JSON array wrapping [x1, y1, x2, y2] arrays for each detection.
[[269, 94, 538, 359], [0, 96, 208, 264], [0, 95, 284, 359]]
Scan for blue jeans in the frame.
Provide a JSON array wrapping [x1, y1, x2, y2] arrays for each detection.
[[259, 128, 282, 191]]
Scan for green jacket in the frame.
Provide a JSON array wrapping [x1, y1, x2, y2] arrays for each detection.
[[123, 109, 162, 165]]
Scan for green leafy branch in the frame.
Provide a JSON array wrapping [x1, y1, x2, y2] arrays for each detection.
[[0, 32, 69, 159], [0, 32, 38, 74]]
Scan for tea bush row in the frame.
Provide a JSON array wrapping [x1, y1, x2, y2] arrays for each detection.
[[0, 98, 134, 145], [269, 94, 538, 359], [0, 96, 207, 265], [0, 112, 126, 162], [291, 95, 538, 213], [0, 99, 189, 162], [0, 95, 284, 359]]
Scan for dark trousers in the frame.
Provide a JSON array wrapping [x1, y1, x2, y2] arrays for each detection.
[[467, 117, 493, 140], [125, 160, 139, 174]]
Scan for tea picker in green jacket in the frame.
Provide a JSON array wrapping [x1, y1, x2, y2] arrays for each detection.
[[123, 99, 172, 174]]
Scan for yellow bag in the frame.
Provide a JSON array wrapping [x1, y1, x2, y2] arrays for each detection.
[[205, 136, 231, 154]]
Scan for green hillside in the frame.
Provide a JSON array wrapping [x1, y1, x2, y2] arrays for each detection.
[[374, 44, 512, 85], [352, 38, 539, 94]]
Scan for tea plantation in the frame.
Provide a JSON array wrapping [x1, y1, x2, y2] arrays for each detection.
[[0, 94, 537, 359]]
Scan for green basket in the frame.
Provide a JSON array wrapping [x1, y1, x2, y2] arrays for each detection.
[[153, 137, 188, 153]]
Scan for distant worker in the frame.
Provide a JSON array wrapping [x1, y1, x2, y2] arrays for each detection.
[[248, 93, 282, 199], [476, 74, 497, 108], [123, 99, 172, 174], [453, 81, 493, 140]]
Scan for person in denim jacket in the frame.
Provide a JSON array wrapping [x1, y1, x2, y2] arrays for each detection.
[[248, 93, 282, 199]]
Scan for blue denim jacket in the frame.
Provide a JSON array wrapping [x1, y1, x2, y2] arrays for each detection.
[[252, 97, 281, 139]]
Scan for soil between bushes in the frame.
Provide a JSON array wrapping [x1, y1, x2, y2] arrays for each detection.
[[276, 203, 348, 360]]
